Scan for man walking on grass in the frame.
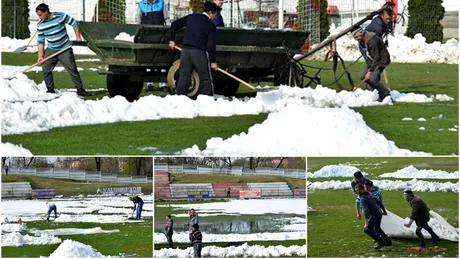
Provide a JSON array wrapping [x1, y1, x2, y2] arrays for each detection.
[[165, 214, 174, 248], [190, 224, 202, 258]]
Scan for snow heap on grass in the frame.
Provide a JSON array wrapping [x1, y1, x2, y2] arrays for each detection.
[[47, 240, 105, 258], [308, 165, 362, 178], [159, 199, 305, 215], [32, 227, 120, 236], [307, 179, 458, 192], [154, 243, 306, 258], [181, 105, 430, 156], [114, 32, 135, 42], [304, 24, 459, 64], [1, 232, 61, 247], [0, 142, 33, 156], [154, 231, 306, 244], [307, 206, 314, 212], [380, 165, 459, 179]]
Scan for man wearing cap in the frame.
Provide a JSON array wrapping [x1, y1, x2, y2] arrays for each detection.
[[356, 180, 383, 220], [403, 190, 440, 251], [352, 27, 391, 102], [351, 171, 369, 197], [356, 183, 391, 249], [189, 223, 203, 257], [165, 214, 174, 248], [169, 1, 221, 98]]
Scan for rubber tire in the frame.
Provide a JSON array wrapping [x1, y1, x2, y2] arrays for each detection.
[[166, 59, 200, 98], [213, 72, 240, 96], [107, 74, 143, 102]]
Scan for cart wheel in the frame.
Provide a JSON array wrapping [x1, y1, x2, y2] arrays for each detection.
[[167, 60, 200, 98], [274, 61, 303, 87], [212, 72, 240, 96], [107, 74, 143, 102]]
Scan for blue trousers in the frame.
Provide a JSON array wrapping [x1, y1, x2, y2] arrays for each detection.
[[136, 201, 144, 219], [47, 205, 57, 221]]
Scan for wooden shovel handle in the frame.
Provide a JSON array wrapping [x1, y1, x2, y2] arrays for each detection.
[[22, 45, 72, 73]]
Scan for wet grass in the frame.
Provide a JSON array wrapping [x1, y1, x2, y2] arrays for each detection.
[[2, 53, 457, 155], [1, 219, 153, 258], [307, 189, 458, 258], [1, 176, 153, 197]]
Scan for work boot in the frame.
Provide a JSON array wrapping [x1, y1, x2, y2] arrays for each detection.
[[46, 88, 56, 94], [77, 88, 91, 97], [383, 236, 392, 246], [146, 83, 154, 92], [418, 246, 427, 252], [430, 236, 440, 244], [374, 242, 385, 250]]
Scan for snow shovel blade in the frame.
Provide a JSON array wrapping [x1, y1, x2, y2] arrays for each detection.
[[13, 46, 28, 53], [255, 86, 280, 93]]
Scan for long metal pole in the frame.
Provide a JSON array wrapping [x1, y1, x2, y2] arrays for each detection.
[[13, 0, 17, 38]]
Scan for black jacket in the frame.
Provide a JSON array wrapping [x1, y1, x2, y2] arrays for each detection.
[[189, 231, 202, 244], [410, 196, 430, 225], [365, 15, 392, 38], [363, 32, 391, 72], [170, 13, 217, 62]]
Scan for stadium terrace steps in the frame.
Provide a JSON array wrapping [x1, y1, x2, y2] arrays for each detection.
[[170, 184, 215, 198], [154, 172, 171, 199], [247, 182, 293, 197], [211, 183, 249, 198]]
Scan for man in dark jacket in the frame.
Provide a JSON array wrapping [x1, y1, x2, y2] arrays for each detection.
[[352, 27, 391, 102], [165, 214, 174, 248], [189, 224, 203, 258], [356, 183, 391, 249], [169, 2, 220, 98], [129, 196, 144, 219], [213, 0, 225, 27], [403, 190, 440, 251]]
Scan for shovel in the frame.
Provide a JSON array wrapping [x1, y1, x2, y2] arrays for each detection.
[[22, 45, 72, 73], [13, 30, 38, 53]]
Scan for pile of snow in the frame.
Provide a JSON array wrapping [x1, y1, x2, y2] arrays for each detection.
[[154, 243, 306, 258], [308, 165, 362, 178], [160, 199, 305, 215], [0, 142, 33, 155], [181, 105, 429, 156], [303, 24, 459, 64], [307, 206, 314, 212], [114, 33, 135, 42], [154, 231, 306, 244], [32, 227, 120, 236], [380, 165, 459, 179], [47, 240, 106, 258], [1, 232, 61, 247], [307, 179, 458, 192]]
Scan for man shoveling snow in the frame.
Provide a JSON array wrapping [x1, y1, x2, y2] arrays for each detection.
[[45, 202, 58, 222], [129, 196, 144, 219]]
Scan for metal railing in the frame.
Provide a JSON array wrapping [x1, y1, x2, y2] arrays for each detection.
[[154, 163, 306, 179], [1, 168, 152, 183]]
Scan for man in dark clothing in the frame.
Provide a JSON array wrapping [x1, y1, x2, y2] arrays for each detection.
[[213, 0, 225, 27], [169, 1, 220, 98], [190, 224, 203, 258], [165, 214, 174, 248], [352, 27, 391, 102], [351, 171, 368, 197], [226, 187, 231, 199], [403, 190, 440, 251], [129, 196, 144, 219], [356, 183, 391, 250]]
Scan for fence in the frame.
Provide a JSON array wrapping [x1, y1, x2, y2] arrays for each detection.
[[1, 168, 153, 183], [154, 163, 306, 179]]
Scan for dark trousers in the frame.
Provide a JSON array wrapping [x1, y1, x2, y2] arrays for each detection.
[[46, 206, 57, 221], [360, 66, 390, 99], [42, 48, 83, 91], [416, 221, 439, 247], [226, 192, 230, 199], [136, 201, 144, 219], [141, 11, 165, 25], [364, 215, 387, 245], [176, 47, 213, 97], [166, 232, 174, 248], [193, 243, 202, 258]]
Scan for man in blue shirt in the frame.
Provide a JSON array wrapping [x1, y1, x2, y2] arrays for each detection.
[[36, 4, 90, 96], [213, 0, 225, 27], [169, 2, 220, 98]]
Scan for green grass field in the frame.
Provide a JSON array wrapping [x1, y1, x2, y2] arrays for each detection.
[[1, 219, 153, 258], [2, 52, 458, 155], [2, 176, 153, 197], [307, 157, 459, 258]]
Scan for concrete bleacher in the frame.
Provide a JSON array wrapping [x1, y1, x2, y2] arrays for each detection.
[[211, 183, 249, 198], [2, 182, 32, 198], [170, 183, 215, 198], [247, 182, 293, 197], [154, 172, 171, 199]]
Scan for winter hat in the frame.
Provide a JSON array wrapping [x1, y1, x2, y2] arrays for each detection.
[[351, 27, 364, 38], [404, 190, 414, 196], [191, 224, 199, 230], [364, 180, 373, 186], [203, 1, 222, 12]]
